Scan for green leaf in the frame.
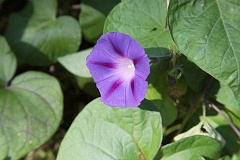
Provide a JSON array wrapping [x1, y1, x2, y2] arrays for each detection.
[[146, 67, 177, 126], [174, 121, 226, 147], [146, 47, 171, 83], [58, 48, 92, 78], [206, 83, 240, 155], [79, 4, 106, 43], [159, 135, 222, 160], [0, 71, 63, 159], [216, 82, 240, 112], [146, 83, 177, 126], [205, 110, 240, 156], [57, 98, 162, 160], [104, 0, 172, 49], [0, 36, 16, 87], [5, 0, 81, 66], [58, 48, 100, 97], [231, 151, 240, 160], [168, 0, 240, 100], [187, 83, 240, 156]]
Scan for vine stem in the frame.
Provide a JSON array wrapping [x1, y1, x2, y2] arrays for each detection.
[[172, 42, 177, 68], [177, 76, 214, 134], [164, 124, 181, 136], [208, 102, 240, 139]]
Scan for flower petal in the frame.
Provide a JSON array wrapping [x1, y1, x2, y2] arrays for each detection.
[[86, 60, 117, 83], [96, 75, 148, 108], [86, 32, 150, 108], [134, 55, 150, 80], [126, 75, 148, 107], [96, 75, 127, 107], [126, 36, 146, 60]]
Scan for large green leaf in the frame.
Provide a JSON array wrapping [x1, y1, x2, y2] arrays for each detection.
[[57, 98, 162, 160], [0, 71, 63, 159], [58, 48, 92, 78], [104, 0, 172, 49], [168, 0, 240, 100], [5, 0, 81, 66], [0, 36, 16, 87], [158, 135, 222, 160]]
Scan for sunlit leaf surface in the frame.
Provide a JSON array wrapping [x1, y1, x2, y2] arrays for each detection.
[[57, 98, 162, 160]]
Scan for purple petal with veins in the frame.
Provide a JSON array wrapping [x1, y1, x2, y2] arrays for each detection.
[[86, 32, 150, 108]]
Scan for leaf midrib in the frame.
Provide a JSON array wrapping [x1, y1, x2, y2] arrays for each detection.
[[104, 119, 147, 160], [215, 0, 240, 95]]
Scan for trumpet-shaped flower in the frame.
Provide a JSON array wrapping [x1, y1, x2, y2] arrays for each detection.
[[86, 32, 150, 108]]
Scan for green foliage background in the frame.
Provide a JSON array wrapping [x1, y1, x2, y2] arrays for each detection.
[[0, 0, 239, 159]]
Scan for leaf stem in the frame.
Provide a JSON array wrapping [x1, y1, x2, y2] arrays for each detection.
[[207, 101, 240, 139], [164, 124, 181, 136], [177, 76, 214, 134], [202, 104, 206, 122]]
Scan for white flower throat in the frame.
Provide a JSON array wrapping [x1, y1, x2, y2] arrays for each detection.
[[118, 59, 135, 80]]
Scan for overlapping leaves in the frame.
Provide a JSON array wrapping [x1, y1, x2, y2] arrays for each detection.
[[168, 0, 240, 101], [0, 37, 63, 159], [5, 0, 81, 66]]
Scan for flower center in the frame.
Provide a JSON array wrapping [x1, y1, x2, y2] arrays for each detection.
[[118, 59, 135, 80]]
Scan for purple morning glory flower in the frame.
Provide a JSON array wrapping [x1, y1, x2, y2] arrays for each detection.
[[86, 32, 150, 108]]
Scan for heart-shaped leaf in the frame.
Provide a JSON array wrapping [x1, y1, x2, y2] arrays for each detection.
[[5, 0, 81, 66], [158, 135, 222, 160], [0, 39, 63, 159], [0, 36, 16, 87], [0, 71, 63, 159], [57, 98, 162, 160], [104, 0, 172, 49], [168, 0, 240, 100]]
